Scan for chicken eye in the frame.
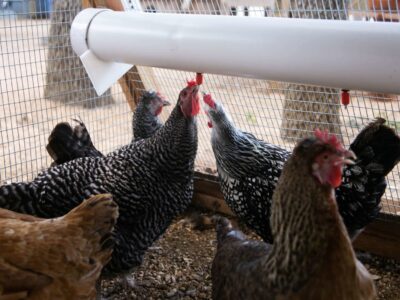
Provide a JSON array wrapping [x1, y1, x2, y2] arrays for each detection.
[[323, 154, 329, 160], [182, 91, 187, 97]]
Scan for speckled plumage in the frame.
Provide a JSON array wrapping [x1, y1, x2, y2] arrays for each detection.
[[132, 91, 169, 141], [46, 91, 169, 167], [205, 97, 400, 242], [0, 88, 198, 278], [213, 127, 290, 241]]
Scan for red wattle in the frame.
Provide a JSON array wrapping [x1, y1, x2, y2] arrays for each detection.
[[328, 165, 343, 188], [208, 121, 213, 128], [155, 106, 162, 116]]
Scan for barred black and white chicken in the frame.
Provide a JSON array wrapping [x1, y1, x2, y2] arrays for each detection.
[[204, 93, 400, 242], [132, 90, 170, 141], [46, 91, 170, 166], [0, 81, 200, 287]]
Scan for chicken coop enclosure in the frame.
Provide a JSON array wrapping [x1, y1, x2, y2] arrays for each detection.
[[1, 0, 400, 253]]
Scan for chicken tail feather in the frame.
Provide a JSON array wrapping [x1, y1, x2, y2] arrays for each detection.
[[64, 193, 118, 239], [337, 118, 400, 238], [46, 120, 103, 166], [350, 118, 400, 176]]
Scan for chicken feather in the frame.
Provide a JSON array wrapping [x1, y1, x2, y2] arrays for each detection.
[[0, 194, 118, 300]]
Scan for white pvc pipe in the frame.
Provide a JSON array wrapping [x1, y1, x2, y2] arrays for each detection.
[[71, 9, 400, 95]]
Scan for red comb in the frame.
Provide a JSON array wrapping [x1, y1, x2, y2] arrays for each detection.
[[314, 129, 344, 151], [187, 80, 197, 88], [203, 93, 216, 109]]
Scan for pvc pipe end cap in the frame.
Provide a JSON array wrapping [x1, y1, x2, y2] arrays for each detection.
[[70, 8, 110, 57]]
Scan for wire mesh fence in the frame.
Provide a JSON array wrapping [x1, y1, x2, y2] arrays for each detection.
[[0, 0, 399, 216]]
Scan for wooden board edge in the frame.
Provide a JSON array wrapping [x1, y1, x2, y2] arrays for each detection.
[[193, 174, 400, 260]]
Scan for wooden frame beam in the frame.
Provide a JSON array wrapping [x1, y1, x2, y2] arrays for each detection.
[[353, 215, 400, 260]]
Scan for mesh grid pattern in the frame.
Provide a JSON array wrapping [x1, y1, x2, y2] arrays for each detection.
[[0, 0, 399, 216]]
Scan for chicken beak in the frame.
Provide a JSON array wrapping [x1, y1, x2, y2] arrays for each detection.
[[335, 150, 356, 166], [162, 100, 171, 107], [344, 150, 356, 165]]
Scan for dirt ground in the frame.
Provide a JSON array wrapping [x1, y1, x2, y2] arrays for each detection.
[[102, 211, 400, 300]]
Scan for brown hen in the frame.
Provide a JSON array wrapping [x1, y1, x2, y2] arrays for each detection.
[[0, 194, 118, 300], [212, 131, 376, 300]]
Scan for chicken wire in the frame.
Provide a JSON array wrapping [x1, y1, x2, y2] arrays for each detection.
[[0, 0, 399, 217]]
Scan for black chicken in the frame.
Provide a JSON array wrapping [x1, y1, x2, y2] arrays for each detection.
[[0, 81, 199, 286], [204, 93, 400, 241], [212, 132, 376, 299], [46, 91, 170, 166]]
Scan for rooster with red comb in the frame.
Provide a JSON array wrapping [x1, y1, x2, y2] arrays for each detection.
[[203, 93, 400, 242]]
